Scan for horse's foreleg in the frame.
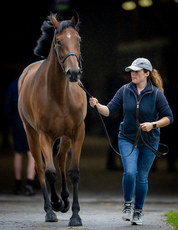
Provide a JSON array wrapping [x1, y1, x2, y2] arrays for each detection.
[[57, 137, 71, 213], [41, 184, 58, 222], [45, 170, 64, 212], [25, 125, 58, 222], [68, 123, 85, 227], [68, 167, 81, 226], [39, 133, 64, 214]]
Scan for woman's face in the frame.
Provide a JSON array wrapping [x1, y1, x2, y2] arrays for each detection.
[[131, 69, 149, 85]]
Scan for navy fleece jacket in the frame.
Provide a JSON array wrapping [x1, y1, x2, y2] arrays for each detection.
[[107, 81, 173, 146]]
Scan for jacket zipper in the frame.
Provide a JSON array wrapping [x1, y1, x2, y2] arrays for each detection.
[[127, 87, 152, 130], [136, 101, 139, 129]]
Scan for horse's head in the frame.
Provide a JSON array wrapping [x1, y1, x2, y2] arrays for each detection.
[[51, 14, 82, 82]]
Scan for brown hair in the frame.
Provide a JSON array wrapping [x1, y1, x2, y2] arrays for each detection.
[[144, 68, 164, 93]]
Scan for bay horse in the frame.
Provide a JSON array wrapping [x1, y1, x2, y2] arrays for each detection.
[[18, 13, 87, 226]]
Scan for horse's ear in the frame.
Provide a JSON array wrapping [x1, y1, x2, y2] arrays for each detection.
[[71, 11, 79, 27], [51, 15, 60, 30]]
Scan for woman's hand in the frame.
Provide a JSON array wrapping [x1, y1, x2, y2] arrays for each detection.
[[140, 117, 170, 132], [89, 97, 110, 116], [89, 97, 98, 108], [140, 122, 153, 132]]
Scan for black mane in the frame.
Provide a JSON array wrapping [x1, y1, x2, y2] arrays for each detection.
[[34, 16, 54, 58], [34, 15, 79, 58]]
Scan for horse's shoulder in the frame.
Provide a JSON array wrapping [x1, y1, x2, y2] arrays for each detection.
[[68, 82, 87, 119]]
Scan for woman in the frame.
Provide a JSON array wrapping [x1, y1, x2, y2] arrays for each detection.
[[89, 58, 173, 225]]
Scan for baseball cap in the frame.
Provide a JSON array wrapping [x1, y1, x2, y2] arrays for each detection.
[[125, 58, 153, 72]]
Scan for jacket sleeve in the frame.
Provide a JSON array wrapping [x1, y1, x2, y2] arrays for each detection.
[[156, 90, 174, 124], [107, 85, 125, 117]]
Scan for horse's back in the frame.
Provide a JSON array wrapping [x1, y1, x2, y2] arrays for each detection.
[[18, 60, 44, 93], [18, 60, 45, 128]]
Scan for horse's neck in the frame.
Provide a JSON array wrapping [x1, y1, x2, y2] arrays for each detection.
[[46, 46, 68, 103]]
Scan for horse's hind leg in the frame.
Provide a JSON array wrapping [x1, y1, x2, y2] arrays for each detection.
[[57, 137, 71, 213], [39, 133, 64, 213], [68, 122, 85, 227], [25, 125, 58, 222]]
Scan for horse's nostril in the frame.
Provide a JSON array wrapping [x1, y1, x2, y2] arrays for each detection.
[[66, 68, 82, 82], [78, 69, 82, 77], [66, 69, 71, 77]]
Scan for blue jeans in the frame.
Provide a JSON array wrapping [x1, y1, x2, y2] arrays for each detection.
[[119, 138, 158, 210]]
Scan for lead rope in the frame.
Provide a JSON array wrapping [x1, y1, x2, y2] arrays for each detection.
[[139, 127, 169, 157], [78, 81, 138, 157], [78, 81, 169, 158]]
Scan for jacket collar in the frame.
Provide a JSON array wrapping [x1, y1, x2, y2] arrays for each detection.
[[128, 80, 154, 96]]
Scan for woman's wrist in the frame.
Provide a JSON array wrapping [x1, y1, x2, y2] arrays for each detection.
[[96, 103, 109, 117], [152, 122, 157, 129]]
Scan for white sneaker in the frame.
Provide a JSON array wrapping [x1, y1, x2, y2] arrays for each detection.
[[122, 202, 132, 221], [131, 210, 143, 225]]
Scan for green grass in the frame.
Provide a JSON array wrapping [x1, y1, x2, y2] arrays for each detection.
[[165, 211, 178, 230]]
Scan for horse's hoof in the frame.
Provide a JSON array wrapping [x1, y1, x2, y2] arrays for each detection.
[[61, 200, 70, 213], [68, 216, 82, 227], [51, 199, 64, 212], [45, 211, 58, 222]]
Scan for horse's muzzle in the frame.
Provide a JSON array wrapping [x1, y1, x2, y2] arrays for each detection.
[[66, 68, 82, 82]]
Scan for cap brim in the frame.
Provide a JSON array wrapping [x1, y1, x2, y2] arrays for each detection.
[[125, 66, 143, 72]]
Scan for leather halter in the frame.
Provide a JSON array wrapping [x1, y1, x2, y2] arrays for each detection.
[[54, 30, 82, 73]]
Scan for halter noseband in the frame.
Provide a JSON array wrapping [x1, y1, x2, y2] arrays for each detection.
[[54, 30, 82, 73]]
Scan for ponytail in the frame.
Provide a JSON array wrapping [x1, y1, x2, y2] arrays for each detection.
[[149, 69, 164, 93]]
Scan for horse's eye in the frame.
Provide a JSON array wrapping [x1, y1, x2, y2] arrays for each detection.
[[57, 40, 61, 46]]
